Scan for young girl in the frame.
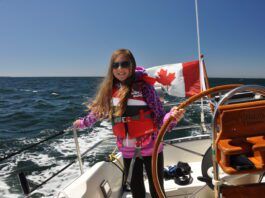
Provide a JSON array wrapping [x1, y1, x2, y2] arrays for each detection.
[[73, 49, 185, 198]]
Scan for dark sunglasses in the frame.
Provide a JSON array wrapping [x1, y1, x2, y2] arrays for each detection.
[[112, 61, 131, 69]]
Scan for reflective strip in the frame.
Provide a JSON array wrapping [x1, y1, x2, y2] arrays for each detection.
[[112, 97, 147, 106], [122, 138, 136, 147]]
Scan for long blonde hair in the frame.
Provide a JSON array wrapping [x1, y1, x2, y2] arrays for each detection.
[[88, 49, 136, 119]]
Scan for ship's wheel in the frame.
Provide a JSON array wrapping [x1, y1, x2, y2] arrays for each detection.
[[151, 84, 243, 198]]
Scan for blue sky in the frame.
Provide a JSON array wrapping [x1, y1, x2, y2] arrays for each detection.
[[0, 0, 264, 78]]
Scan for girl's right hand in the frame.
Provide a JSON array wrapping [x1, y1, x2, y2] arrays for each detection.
[[73, 119, 83, 129]]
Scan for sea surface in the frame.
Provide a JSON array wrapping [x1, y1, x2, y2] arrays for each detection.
[[0, 77, 265, 197]]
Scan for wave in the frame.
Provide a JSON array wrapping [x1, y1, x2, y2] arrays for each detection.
[[0, 88, 16, 94], [32, 99, 55, 109], [1, 111, 35, 121]]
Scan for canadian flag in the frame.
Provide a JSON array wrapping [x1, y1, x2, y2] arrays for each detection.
[[146, 60, 205, 97]]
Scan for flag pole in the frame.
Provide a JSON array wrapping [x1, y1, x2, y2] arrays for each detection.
[[195, 0, 206, 132]]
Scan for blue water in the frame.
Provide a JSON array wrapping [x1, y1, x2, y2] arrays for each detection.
[[0, 77, 265, 197]]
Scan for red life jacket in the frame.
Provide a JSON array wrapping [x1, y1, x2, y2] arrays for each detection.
[[111, 82, 157, 139]]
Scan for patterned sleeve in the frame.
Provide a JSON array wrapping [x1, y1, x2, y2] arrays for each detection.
[[141, 82, 166, 128], [79, 111, 99, 129], [142, 82, 178, 130]]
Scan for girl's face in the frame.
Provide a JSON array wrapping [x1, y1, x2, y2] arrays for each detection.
[[112, 54, 132, 82]]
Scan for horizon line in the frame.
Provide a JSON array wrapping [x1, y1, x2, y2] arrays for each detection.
[[0, 76, 265, 79]]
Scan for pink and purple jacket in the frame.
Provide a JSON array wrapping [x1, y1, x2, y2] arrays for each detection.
[[78, 67, 177, 158]]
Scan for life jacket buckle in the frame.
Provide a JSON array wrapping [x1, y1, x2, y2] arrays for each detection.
[[121, 117, 131, 123]]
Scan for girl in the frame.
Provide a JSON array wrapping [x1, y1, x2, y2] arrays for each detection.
[[73, 49, 185, 198]]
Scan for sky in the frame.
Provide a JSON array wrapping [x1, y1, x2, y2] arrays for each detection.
[[0, 0, 264, 78]]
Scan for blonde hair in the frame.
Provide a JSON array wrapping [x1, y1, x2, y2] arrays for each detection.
[[88, 49, 136, 119]]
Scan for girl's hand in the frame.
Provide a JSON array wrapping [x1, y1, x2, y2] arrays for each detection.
[[170, 107, 185, 122], [73, 119, 83, 129]]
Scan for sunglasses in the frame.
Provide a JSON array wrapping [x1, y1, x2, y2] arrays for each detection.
[[112, 61, 131, 69]]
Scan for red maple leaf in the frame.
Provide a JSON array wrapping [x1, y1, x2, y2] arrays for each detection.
[[156, 69, 176, 86]]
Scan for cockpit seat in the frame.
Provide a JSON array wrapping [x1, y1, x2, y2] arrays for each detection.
[[216, 100, 265, 174]]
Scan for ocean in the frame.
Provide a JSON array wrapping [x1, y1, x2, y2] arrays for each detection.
[[0, 77, 265, 197]]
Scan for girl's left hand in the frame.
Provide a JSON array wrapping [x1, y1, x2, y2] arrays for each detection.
[[170, 107, 185, 122]]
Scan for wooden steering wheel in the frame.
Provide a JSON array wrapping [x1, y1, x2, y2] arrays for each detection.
[[151, 84, 243, 198]]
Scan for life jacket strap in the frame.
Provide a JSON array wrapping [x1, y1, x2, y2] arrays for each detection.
[[126, 147, 143, 185], [113, 112, 152, 123]]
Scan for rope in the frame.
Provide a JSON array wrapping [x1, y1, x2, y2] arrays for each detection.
[[108, 147, 124, 170]]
